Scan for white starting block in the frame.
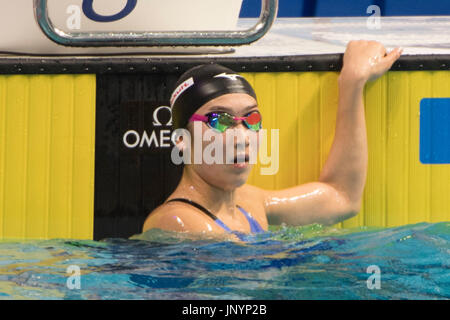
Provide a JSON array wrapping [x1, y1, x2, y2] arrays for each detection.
[[47, 0, 244, 32], [0, 0, 278, 55]]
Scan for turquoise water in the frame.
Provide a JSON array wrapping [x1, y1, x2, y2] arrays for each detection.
[[0, 222, 448, 300]]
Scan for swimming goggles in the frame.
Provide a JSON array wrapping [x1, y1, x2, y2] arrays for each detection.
[[189, 111, 262, 133]]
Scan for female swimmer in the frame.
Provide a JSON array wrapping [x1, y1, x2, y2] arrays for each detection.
[[143, 40, 403, 240]]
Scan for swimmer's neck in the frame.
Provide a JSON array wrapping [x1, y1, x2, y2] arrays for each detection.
[[171, 167, 239, 216]]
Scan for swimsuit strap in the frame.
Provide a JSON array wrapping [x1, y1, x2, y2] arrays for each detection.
[[166, 198, 264, 236], [166, 198, 219, 222], [236, 205, 265, 233]]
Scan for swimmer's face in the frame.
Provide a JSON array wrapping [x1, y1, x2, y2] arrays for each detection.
[[185, 93, 260, 190]]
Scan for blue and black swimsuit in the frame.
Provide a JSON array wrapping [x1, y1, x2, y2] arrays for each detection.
[[167, 198, 265, 240]]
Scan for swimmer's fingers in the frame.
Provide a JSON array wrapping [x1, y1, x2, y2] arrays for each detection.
[[368, 47, 403, 81], [340, 40, 400, 84], [377, 47, 403, 70]]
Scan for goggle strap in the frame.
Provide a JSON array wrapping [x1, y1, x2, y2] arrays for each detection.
[[189, 114, 208, 122], [190, 113, 255, 122]]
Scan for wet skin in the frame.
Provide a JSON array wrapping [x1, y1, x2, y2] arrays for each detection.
[[143, 40, 403, 240]]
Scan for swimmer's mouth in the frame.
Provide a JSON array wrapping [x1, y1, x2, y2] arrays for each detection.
[[232, 154, 249, 164]]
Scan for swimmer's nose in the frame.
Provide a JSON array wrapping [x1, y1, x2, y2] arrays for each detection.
[[233, 128, 250, 162], [233, 123, 250, 147], [235, 122, 246, 132]]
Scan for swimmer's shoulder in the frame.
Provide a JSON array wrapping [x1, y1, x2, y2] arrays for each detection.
[[142, 201, 226, 234], [143, 185, 270, 233]]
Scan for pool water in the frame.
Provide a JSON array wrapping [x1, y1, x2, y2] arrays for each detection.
[[0, 222, 448, 300]]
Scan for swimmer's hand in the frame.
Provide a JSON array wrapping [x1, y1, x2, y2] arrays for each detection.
[[263, 41, 403, 227], [339, 40, 402, 86]]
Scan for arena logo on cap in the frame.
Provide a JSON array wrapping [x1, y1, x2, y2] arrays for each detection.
[[170, 77, 195, 107]]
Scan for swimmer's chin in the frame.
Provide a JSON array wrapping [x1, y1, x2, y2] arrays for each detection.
[[213, 177, 248, 191]]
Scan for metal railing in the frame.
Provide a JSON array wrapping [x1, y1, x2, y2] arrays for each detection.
[[33, 0, 278, 47]]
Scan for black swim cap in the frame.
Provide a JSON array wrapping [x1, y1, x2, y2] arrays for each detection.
[[170, 64, 257, 129]]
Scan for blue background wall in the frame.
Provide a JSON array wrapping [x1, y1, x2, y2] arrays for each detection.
[[239, 0, 450, 17]]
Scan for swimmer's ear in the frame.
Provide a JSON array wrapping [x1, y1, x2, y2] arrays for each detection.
[[174, 135, 186, 154], [171, 127, 192, 156]]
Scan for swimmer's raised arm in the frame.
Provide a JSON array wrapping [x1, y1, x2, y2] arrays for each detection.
[[261, 40, 403, 226]]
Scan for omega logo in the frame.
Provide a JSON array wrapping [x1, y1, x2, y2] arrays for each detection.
[[123, 105, 174, 149], [152, 106, 172, 126]]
